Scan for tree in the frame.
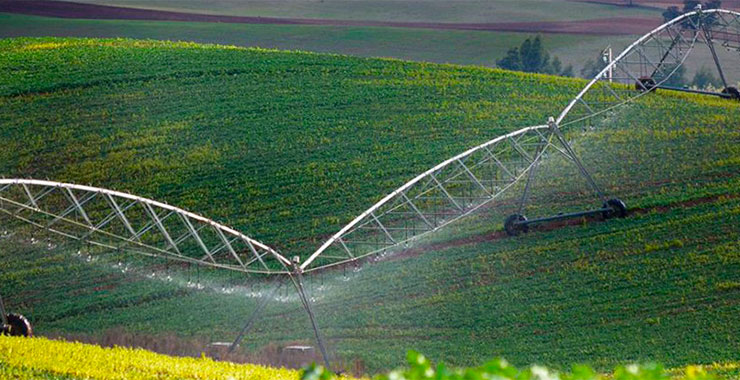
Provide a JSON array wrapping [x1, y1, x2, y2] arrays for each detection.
[[496, 47, 521, 72], [561, 65, 575, 78], [705, 0, 721, 8], [691, 66, 721, 88], [663, 6, 682, 21], [684, 0, 701, 11], [495, 36, 573, 77], [663, 0, 722, 22], [520, 36, 545, 73], [549, 56, 562, 75]]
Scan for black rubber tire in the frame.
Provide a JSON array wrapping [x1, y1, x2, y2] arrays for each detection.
[[602, 198, 628, 219], [2, 314, 33, 337], [636, 77, 656, 92], [504, 214, 528, 236], [721, 87, 740, 100]]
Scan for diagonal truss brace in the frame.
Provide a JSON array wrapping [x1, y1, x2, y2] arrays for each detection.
[[547, 118, 606, 202], [228, 279, 284, 354], [289, 258, 331, 370], [506, 117, 621, 236]]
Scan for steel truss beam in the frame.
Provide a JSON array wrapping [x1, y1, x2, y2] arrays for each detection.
[[0, 179, 290, 274], [301, 125, 551, 272], [558, 8, 740, 129], [1, 9, 738, 370], [304, 9, 739, 272]]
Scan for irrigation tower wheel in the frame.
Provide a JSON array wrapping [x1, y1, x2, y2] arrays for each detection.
[[1, 314, 33, 337], [602, 199, 628, 220], [722, 87, 740, 100], [504, 214, 528, 236], [635, 77, 657, 92]]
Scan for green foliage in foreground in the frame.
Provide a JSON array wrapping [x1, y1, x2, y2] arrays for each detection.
[[304, 351, 740, 380]]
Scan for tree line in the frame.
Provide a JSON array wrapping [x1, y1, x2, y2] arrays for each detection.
[[495, 36, 574, 77]]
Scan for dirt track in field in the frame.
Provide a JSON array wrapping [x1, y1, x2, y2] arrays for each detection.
[[377, 191, 740, 264], [0, 0, 662, 36], [576, 0, 740, 10]]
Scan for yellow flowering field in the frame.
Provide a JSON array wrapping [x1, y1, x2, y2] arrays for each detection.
[[0, 336, 314, 380]]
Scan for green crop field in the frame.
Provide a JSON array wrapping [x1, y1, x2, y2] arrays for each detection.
[[0, 13, 637, 72], [46, 0, 660, 23], [0, 38, 738, 375]]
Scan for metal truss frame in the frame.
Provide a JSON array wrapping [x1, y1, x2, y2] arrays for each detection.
[[1, 8, 738, 369], [0, 179, 291, 273], [301, 125, 553, 271], [302, 8, 740, 272], [0, 179, 331, 367], [558, 8, 740, 129]]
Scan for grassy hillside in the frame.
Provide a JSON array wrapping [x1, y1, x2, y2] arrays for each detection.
[[44, 0, 659, 23], [0, 37, 587, 255], [0, 13, 637, 72], [0, 38, 738, 374]]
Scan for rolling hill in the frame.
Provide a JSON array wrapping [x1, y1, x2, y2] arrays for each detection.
[[0, 38, 738, 374], [41, 0, 661, 23], [0, 0, 658, 76]]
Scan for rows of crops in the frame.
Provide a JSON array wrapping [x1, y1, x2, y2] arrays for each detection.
[[1, 38, 738, 374], [0, 37, 584, 256]]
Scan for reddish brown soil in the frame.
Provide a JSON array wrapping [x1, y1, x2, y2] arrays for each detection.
[[0, 0, 661, 36], [380, 192, 739, 263], [574, 0, 740, 10]]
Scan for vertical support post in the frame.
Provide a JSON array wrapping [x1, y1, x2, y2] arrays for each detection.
[[0, 293, 8, 327], [548, 117, 607, 202], [602, 46, 613, 83], [607, 47, 613, 83], [228, 280, 284, 354], [290, 256, 331, 370]]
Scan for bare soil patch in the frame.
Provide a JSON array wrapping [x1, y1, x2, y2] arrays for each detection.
[[572, 0, 740, 11]]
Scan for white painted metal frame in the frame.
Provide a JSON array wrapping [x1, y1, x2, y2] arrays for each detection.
[[300, 125, 553, 271], [558, 8, 740, 128], [302, 8, 740, 272], [2, 11, 738, 276], [1, 10, 738, 368], [0, 179, 291, 274]]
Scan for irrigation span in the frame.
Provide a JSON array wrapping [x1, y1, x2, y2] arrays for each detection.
[[1, 8, 738, 369]]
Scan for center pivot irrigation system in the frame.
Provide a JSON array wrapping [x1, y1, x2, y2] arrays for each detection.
[[1, 8, 738, 369]]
